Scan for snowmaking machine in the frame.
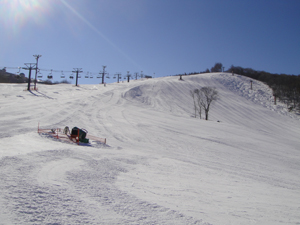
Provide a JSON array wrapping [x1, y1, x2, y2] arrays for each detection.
[[38, 123, 106, 145], [70, 127, 89, 143]]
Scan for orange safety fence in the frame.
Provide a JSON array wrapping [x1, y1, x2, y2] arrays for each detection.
[[38, 124, 78, 144]]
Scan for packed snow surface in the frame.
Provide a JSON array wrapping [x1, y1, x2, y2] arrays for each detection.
[[0, 73, 299, 224]]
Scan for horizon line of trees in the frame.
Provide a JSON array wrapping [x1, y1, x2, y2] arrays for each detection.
[[0, 68, 71, 85]]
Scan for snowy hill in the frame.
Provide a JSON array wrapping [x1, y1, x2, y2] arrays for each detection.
[[0, 73, 299, 224]]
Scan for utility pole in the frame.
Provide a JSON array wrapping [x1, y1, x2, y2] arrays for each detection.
[[23, 63, 37, 91], [33, 55, 42, 90], [72, 68, 83, 86], [115, 73, 121, 83], [126, 71, 131, 82], [99, 66, 107, 84], [134, 72, 139, 80]]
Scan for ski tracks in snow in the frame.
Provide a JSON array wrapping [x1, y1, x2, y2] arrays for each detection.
[[0, 149, 208, 224], [1, 75, 300, 225]]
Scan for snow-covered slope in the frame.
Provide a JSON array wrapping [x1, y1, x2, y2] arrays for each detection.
[[0, 73, 299, 225]]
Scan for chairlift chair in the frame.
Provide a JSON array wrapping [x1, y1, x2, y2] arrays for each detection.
[[48, 70, 53, 79], [38, 69, 43, 78], [16, 68, 21, 78]]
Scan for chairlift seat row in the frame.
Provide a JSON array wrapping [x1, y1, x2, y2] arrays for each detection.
[[32, 72, 114, 80]]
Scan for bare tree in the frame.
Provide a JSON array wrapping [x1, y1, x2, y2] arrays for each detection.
[[190, 90, 197, 118], [194, 89, 202, 119], [190, 89, 203, 119], [190, 87, 218, 120], [199, 87, 218, 120]]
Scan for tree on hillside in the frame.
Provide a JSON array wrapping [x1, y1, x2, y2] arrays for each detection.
[[190, 90, 198, 118], [190, 87, 218, 120], [211, 63, 223, 72], [194, 89, 203, 119], [200, 87, 219, 120]]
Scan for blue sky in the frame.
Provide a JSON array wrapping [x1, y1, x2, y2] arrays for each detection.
[[1, 0, 299, 84]]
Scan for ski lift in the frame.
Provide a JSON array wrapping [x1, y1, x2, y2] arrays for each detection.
[[47, 70, 53, 79], [69, 76, 74, 79], [106, 73, 110, 79], [85, 72, 89, 78], [15, 67, 21, 78], [97, 75, 101, 78], [37, 69, 43, 78], [61, 71, 65, 78], [16, 67, 21, 75]]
